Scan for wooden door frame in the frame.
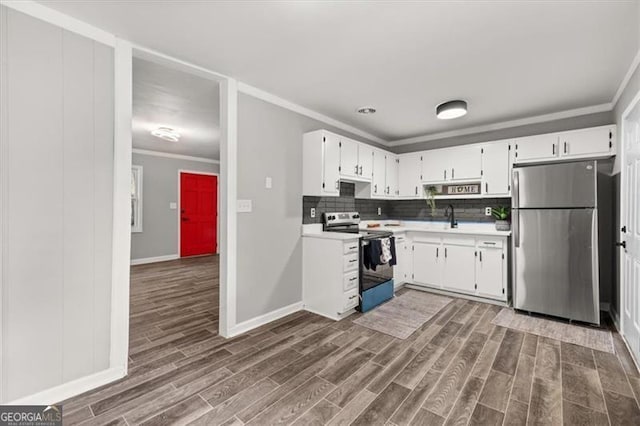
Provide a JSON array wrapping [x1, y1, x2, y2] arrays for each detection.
[[177, 170, 220, 257], [620, 86, 640, 346]]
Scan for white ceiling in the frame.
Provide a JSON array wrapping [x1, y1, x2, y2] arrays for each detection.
[[40, 1, 639, 143], [132, 57, 220, 159]]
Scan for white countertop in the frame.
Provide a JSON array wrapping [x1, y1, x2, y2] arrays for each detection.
[[364, 221, 511, 237], [301, 224, 360, 240], [302, 221, 511, 239]]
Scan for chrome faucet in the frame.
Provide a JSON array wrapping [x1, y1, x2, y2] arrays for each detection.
[[445, 204, 458, 228]]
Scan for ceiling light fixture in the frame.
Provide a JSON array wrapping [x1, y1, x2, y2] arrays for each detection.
[[436, 100, 468, 120], [357, 106, 377, 114], [151, 127, 181, 142]]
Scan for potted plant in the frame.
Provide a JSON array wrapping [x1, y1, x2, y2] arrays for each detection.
[[492, 206, 511, 231], [425, 186, 438, 216]]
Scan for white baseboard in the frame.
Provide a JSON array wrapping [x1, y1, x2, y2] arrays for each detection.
[[228, 301, 303, 337], [7, 366, 126, 405], [130, 254, 179, 265]]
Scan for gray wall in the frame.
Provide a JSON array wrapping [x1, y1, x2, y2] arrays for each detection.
[[236, 94, 379, 324], [392, 111, 614, 153], [131, 153, 219, 260], [1, 6, 114, 402]]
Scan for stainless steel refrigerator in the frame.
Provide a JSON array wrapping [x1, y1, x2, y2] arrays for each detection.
[[512, 160, 612, 325]]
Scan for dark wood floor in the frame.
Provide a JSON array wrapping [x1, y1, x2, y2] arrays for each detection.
[[62, 256, 640, 425]]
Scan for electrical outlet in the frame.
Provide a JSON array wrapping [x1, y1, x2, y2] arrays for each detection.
[[377, 207, 382, 216], [310, 208, 316, 218], [485, 207, 492, 216]]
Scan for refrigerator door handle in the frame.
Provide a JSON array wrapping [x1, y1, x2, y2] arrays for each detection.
[[513, 170, 520, 247]]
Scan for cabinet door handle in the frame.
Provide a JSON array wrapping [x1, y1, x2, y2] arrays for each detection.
[[479, 251, 482, 262], [444, 248, 447, 258], [354, 165, 359, 174], [348, 245, 358, 250], [564, 141, 568, 154], [359, 165, 363, 175], [552, 143, 556, 156], [374, 184, 377, 193], [348, 259, 357, 263], [485, 182, 488, 193], [436, 248, 439, 258], [349, 276, 358, 282], [452, 168, 455, 179], [386, 186, 390, 194], [415, 186, 418, 195], [335, 180, 340, 190], [444, 169, 447, 180], [483, 241, 496, 245]]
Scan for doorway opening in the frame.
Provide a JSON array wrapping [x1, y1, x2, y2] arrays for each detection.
[[127, 51, 224, 373]]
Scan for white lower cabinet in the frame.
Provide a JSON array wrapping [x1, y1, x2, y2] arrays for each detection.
[[405, 232, 508, 302], [303, 236, 362, 320], [393, 233, 412, 286], [412, 241, 441, 286], [442, 239, 476, 294]]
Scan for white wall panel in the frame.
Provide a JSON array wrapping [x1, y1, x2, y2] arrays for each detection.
[[1, 6, 114, 402]]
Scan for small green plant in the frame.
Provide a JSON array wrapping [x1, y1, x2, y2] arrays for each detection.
[[491, 206, 510, 221], [425, 186, 438, 216]]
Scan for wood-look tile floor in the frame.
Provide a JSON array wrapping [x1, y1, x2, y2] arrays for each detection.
[[62, 256, 640, 425]]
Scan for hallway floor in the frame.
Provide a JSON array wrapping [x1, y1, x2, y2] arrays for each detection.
[[62, 256, 640, 425]]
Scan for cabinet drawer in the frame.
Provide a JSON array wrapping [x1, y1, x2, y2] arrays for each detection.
[[477, 239, 504, 249], [341, 289, 359, 313], [343, 271, 359, 291], [343, 253, 359, 272], [395, 234, 406, 243], [411, 234, 441, 244], [444, 235, 476, 247], [343, 241, 360, 255]]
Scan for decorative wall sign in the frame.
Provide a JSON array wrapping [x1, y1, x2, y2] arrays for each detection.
[[442, 183, 481, 195]]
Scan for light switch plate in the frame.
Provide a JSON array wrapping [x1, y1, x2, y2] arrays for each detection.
[[237, 199, 253, 213], [169, 202, 177, 210], [310, 208, 316, 218], [485, 207, 492, 216], [265, 177, 272, 189]]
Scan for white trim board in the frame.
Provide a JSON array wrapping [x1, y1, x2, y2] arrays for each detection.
[[228, 302, 303, 337], [0, 0, 116, 46], [130, 254, 179, 266], [389, 103, 613, 146], [237, 82, 387, 146], [133, 149, 220, 165], [7, 367, 126, 405]]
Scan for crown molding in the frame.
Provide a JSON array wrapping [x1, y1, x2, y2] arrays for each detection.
[[612, 47, 640, 108], [237, 82, 388, 146], [0, 0, 116, 46], [388, 103, 613, 146], [132, 149, 220, 164]]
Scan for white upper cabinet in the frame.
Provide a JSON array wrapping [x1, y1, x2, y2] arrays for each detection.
[[421, 149, 447, 183], [558, 125, 615, 159], [385, 154, 399, 197], [339, 137, 359, 179], [398, 152, 423, 197], [359, 143, 375, 180], [481, 141, 511, 196], [514, 133, 559, 163], [323, 133, 341, 195], [449, 145, 482, 181], [372, 148, 387, 197], [302, 130, 341, 196], [422, 146, 482, 183]]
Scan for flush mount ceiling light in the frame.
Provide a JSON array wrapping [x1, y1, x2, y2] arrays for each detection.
[[357, 106, 377, 114], [436, 100, 468, 120], [151, 127, 180, 142]]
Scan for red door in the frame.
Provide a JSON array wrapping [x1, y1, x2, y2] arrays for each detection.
[[180, 173, 217, 257]]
